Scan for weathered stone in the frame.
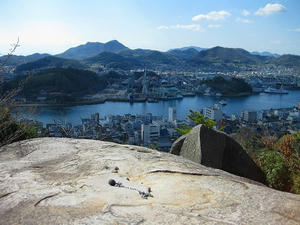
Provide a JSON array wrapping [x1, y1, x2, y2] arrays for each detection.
[[169, 133, 186, 155], [0, 138, 299, 225], [170, 125, 265, 183]]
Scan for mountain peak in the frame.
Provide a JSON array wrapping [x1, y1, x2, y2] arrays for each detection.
[[57, 40, 128, 60], [106, 40, 121, 44], [104, 40, 128, 48]]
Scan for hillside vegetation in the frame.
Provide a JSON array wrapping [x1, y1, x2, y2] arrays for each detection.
[[234, 128, 300, 194]]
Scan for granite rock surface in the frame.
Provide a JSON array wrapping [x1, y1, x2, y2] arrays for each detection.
[[170, 125, 266, 183], [0, 138, 299, 225]]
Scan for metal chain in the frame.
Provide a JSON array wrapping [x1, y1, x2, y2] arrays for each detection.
[[108, 179, 153, 199]]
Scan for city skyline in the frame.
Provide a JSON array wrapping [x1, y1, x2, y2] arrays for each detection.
[[1, 0, 300, 55]]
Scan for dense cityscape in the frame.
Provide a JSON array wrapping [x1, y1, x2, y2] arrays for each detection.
[[31, 100, 299, 150]]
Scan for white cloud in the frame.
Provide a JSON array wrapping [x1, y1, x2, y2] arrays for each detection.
[[157, 24, 204, 32], [157, 25, 169, 30], [192, 10, 231, 21], [255, 3, 285, 16], [242, 10, 251, 16], [208, 24, 221, 28], [236, 18, 253, 24], [170, 24, 203, 31]]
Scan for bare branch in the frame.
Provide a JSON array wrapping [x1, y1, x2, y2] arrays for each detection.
[[0, 37, 20, 70], [0, 39, 39, 147]]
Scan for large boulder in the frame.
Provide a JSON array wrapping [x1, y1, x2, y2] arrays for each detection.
[[0, 138, 300, 225], [170, 125, 266, 183]]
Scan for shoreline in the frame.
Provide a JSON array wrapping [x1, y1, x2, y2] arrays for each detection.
[[15, 92, 255, 107]]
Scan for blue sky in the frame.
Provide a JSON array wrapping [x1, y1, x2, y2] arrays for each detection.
[[0, 0, 299, 55]]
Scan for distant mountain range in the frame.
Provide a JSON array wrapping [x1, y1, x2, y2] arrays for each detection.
[[1, 40, 300, 73]]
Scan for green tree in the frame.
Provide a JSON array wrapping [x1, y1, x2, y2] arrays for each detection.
[[176, 109, 216, 135]]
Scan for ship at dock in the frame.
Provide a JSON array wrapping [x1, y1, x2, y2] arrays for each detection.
[[264, 83, 288, 94], [219, 99, 227, 105]]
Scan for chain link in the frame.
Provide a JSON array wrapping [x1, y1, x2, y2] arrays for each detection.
[[108, 179, 153, 199]]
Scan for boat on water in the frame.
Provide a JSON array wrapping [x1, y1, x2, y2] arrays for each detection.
[[147, 98, 159, 103], [219, 100, 227, 105], [264, 87, 288, 94]]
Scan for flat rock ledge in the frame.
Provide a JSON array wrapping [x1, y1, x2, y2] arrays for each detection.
[[0, 138, 299, 225]]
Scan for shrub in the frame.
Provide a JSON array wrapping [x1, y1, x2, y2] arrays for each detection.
[[257, 149, 291, 191], [277, 134, 295, 159], [261, 135, 277, 149], [0, 107, 39, 147], [291, 172, 300, 194]]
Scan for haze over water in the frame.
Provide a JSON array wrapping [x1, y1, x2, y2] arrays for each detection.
[[34, 91, 300, 125]]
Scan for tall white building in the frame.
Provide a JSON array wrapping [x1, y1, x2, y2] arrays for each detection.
[[168, 107, 176, 122], [141, 123, 160, 145], [204, 106, 223, 122]]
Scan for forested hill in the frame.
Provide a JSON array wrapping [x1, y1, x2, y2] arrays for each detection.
[[201, 76, 253, 96], [15, 56, 85, 73], [3, 68, 109, 98]]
